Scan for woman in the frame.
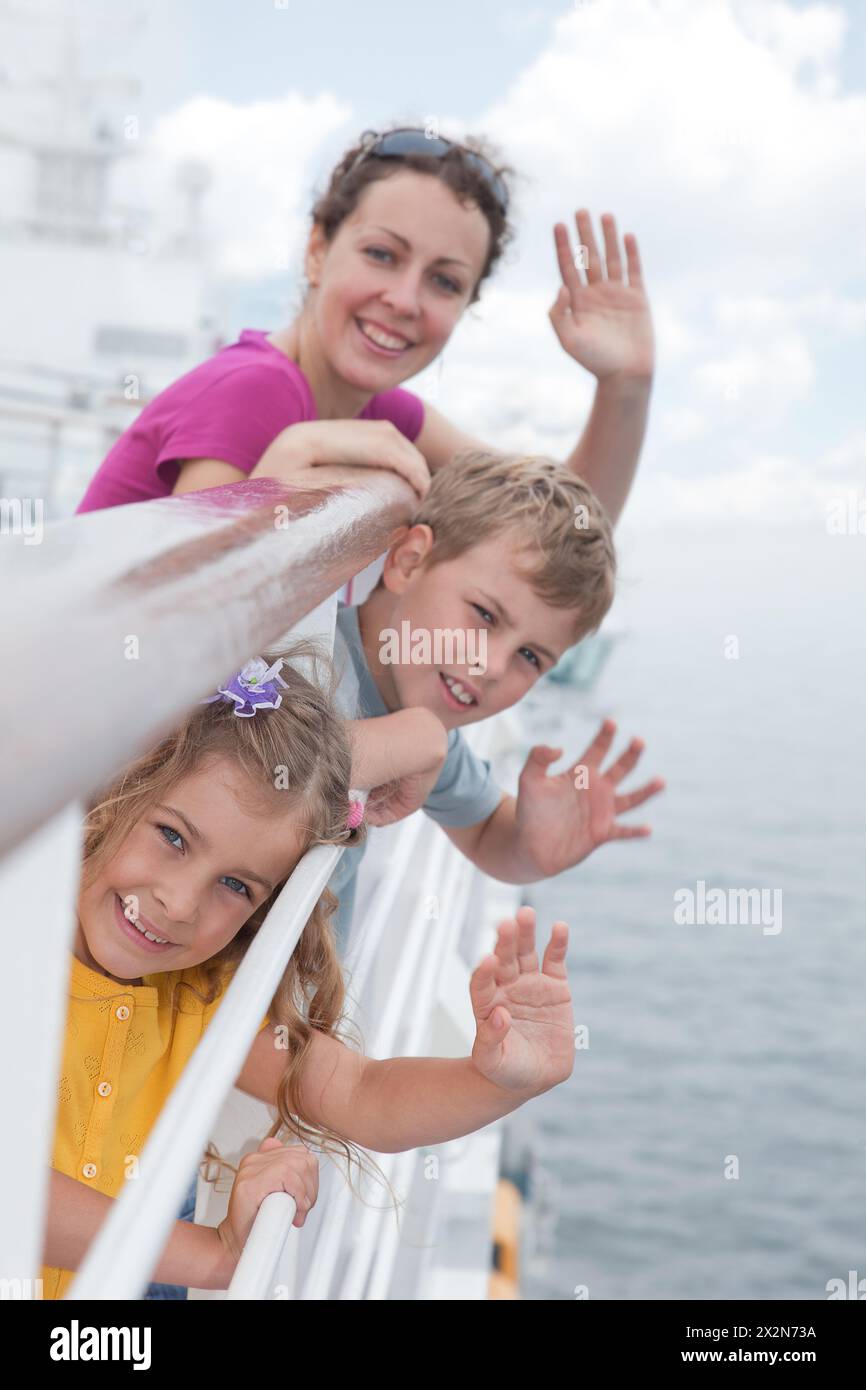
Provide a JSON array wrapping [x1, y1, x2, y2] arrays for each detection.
[[76, 126, 654, 526]]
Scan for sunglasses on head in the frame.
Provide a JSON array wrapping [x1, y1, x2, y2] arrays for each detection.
[[346, 127, 510, 215]]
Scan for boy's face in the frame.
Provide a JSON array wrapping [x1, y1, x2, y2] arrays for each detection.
[[371, 530, 581, 729], [74, 758, 305, 985]]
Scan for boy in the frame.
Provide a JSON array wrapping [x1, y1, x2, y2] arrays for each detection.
[[333, 448, 664, 937]]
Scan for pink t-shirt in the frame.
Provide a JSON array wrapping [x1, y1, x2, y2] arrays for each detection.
[[75, 328, 425, 513]]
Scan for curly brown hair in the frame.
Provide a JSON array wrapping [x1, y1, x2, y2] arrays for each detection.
[[78, 639, 394, 1201], [309, 125, 519, 304]]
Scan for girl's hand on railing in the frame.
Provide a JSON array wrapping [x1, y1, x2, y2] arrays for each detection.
[[216, 1137, 319, 1266], [250, 419, 431, 499], [469, 906, 574, 1096]]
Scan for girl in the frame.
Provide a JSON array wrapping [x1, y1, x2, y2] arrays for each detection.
[[42, 645, 574, 1300], [75, 125, 654, 529]]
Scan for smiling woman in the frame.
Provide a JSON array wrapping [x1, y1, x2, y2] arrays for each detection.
[[74, 123, 654, 527]]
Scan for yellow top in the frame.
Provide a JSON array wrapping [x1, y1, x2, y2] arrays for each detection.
[[43, 952, 270, 1300]]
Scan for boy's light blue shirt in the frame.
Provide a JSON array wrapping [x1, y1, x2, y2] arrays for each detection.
[[328, 601, 504, 945]]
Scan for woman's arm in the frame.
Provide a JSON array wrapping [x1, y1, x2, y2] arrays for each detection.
[[414, 381, 650, 527], [171, 419, 430, 501], [413, 388, 649, 527], [172, 458, 247, 495], [563, 372, 652, 525], [42, 1168, 236, 1290], [411, 400, 491, 474]]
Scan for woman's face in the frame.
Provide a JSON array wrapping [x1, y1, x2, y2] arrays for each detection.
[[74, 758, 306, 984], [306, 169, 491, 391]]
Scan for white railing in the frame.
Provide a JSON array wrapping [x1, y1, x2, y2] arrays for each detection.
[[0, 470, 522, 1301], [0, 472, 411, 861], [0, 471, 414, 1297]]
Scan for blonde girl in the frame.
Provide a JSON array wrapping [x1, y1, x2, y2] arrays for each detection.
[[42, 645, 574, 1298]]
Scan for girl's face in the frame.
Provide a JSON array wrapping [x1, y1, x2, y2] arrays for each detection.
[[306, 169, 491, 392], [74, 758, 307, 985]]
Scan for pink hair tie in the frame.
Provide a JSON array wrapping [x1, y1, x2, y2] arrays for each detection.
[[346, 799, 364, 830]]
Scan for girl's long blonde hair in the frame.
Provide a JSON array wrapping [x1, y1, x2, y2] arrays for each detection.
[[79, 639, 388, 1198]]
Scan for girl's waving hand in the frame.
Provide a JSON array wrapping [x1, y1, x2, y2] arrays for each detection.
[[470, 906, 574, 1094]]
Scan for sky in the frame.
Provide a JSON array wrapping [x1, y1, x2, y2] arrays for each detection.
[[6, 0, 866, 530]]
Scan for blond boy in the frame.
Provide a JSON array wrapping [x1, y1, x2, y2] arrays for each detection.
[[333, 449, 664, 933]]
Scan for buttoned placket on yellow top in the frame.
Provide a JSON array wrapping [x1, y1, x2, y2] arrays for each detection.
[[43, 953, 270, 1299]]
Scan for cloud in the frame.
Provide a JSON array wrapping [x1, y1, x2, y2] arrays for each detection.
[[113, 92, 352, 277], [691, 334, 814, 419], [627, 424, 865, 526], [105, 0, 864, 527], [437, 0, 865, 521]]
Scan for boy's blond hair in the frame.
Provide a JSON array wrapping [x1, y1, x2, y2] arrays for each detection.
[[412, 448, 616, 641]]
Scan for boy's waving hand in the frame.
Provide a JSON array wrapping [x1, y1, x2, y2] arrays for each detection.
[[514, 718, 665, 878], [444, 719, 664, 884]]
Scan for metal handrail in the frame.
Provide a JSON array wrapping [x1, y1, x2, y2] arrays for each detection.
[[0, 472, 416, 1297], [0, 471, 414, 860], [226, 1193, 298, 1301], [294, 724, 499, 1302]]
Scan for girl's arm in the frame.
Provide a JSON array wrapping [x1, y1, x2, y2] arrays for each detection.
[[44, 1138, 318, 1291], [235, 907, 574, 1154], [236, 1027, 530, 1152], [347, 709, 447, 790], [42, 1168, 235, 1290]]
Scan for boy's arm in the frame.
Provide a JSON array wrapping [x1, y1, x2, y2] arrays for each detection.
[[441, 795, 533, 883], [43, 1168, 237, 1290], [347, 709, 447, 790], [235, 907, 573, 1153], [442, 795, 566, 884], [442, 720, 665, 883]]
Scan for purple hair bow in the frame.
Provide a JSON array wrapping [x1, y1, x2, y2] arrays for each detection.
[[202, 657, 288, 718]]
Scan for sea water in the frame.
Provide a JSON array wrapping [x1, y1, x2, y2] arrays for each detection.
[[519, 522, 865, 1301]]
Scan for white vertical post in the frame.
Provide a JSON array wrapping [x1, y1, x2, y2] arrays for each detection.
[[0, 803, 83, 1286]]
